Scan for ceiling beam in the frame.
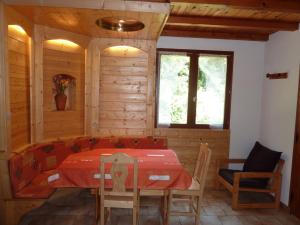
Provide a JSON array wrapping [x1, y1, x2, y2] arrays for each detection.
[[4, 0, 170, 13], [170, 0, 300, 14], [167, 16, 299, 32], [161, 29, 270, 41]]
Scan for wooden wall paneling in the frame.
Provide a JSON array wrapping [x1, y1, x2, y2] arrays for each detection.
[[32, 25, 44, 142], [91, 41, 101, 136], [6, 5, 35, 146], [4, 199, 45, 225], [0, 1, 9, 153], [84, 46, 92, 135], [29, 33, 34, 143], [146, 41, 156, 136], [97, 38, 154, 137], [43, 26, 90, 49], [154, 128, 229, 188], [0, 154, 13, 225], [43, 40, 86, 139], [0, 156, 12, 199], [7, 23, 31, 151], [5, 5, 33, 37]]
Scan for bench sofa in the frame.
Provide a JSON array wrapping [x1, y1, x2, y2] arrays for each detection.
[[9, 136, 167, 199]]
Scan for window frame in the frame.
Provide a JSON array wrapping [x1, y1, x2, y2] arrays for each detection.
[[155, 48, 234, 129]]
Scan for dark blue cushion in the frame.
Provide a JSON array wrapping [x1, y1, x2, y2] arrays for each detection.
[[219, 169, 268, 189], [243, 142, 282, 172]]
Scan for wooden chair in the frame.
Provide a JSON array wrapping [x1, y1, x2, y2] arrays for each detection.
[[99, 153, 139, 225], [166, 143, 212, 225], [216, 158, 284, 209]]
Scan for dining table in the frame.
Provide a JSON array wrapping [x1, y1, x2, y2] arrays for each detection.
[[48, 148, 192, 190]]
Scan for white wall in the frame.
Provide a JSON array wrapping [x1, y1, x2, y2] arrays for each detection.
[[157, 37, 265, 159], [260, 29, 300, 205]]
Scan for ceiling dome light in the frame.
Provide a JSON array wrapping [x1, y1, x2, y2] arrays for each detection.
[[96, 17, 145, 32]]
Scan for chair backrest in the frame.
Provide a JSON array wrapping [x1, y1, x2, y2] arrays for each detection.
[[193, 143, 212, 194], [100, 153, 138, 198]]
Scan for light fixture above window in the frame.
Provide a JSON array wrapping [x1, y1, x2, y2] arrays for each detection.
[[96, 17, 145, 32]]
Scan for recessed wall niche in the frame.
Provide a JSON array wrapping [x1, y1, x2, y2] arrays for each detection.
[[52, 74, 76, 111], [43, 39, 85, 139]]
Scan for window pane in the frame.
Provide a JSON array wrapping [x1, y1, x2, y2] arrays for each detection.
[[196, 55, 227, 126], [158, 54, 190, 125]]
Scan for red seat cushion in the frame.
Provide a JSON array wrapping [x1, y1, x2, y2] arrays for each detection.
[[14, 170, 56, 199]]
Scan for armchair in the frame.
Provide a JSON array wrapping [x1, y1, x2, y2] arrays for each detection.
[[216, 142, 284, 210]]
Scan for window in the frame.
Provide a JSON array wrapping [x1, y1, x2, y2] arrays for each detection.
[[156, 49, 233, 129]]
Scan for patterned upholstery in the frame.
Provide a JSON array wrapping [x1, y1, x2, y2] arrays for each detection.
[[118, 136, 168, 149], [9, 136, 168, 199], [9, 147, 41, 194], [32, 141, 67, 171], [90, 137, 116, 149], [14, 170, 57, 198]]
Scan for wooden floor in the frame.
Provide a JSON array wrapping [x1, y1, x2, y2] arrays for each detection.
[[19, 189, 300, 225]]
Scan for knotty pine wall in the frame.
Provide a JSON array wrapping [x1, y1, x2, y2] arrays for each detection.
[[43, 41, 85, 139], [98, 46, 148, 136], [7, 26, 31, 150]]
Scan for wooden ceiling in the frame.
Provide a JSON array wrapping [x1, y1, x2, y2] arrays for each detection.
[[7, 1, 170, 40], [6, 0, 300, 41], [163, 0, 300, 41]]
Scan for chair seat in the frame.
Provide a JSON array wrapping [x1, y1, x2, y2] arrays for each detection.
[[103, 195, 134, 208], [218, 169, 268, 189], [140, 189, 165, 196]]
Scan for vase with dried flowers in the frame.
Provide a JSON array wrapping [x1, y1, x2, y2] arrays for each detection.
[[53, 74, 74, 111]]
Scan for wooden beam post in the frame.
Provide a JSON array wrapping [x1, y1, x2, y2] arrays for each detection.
[[32, 25, 44, 142], [85, 39, 101, 136]]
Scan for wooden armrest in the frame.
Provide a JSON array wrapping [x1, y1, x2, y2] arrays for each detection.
[[234, 172, 275, 179], [216, 159, 246, 173], [217, 159, 246, 165]]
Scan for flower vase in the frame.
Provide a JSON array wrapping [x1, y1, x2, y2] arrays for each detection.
[[55, 93, 67, 111]]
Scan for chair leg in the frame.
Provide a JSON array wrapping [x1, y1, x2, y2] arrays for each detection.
[[195, 196, 201, 225], [163, 191, 168, 224], [100, 199, 104, 225], [166, 191, 173, 225], [274, 189, 281, 209], [232, 190, 239, 210], [133, 206, 138, 225], [95, 189, 99, 221]]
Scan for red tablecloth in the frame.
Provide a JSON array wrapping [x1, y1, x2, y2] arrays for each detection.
[[48, 148, 192, 190]]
